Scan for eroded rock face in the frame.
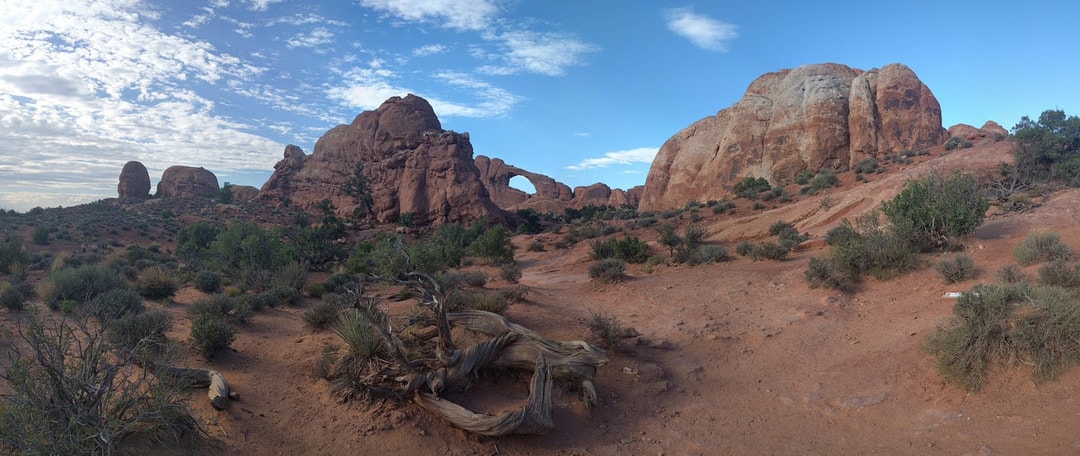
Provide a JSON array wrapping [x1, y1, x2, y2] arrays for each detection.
[[948, 121, 1009, 144], [230, 185, 259, 202], [117, 161, 151, 200], [257, 94, 503, 225], [475, 155, 573, 208], [640, 62, 946, 211], [156, 166, 219, 199]]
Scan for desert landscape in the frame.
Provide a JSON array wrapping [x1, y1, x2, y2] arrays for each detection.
[[4, 61, 1080, 456]]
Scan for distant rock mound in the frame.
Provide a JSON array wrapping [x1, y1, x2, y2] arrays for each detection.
[[947, 121, 1009, 145], [117, 161, 151, 200], [640, 63, 947, 211], [475, 155, 641, 213], [230, 185, 260, 202], [156, 166, 219, 199], [257, 94, 503, 225]]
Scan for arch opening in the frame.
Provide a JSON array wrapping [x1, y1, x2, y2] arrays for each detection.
[[508, 175, 537, 195]]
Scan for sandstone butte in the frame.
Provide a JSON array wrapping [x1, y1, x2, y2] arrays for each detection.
[[639, 62, 947, 212], [256, 94, 504, 225], [117, 160, 151, 200], [156, 165, 220, 199], [475, 155, 642, 214]]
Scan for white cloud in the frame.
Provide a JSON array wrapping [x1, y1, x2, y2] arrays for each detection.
[[286, 27, 335, 50], [413, 44, 448, 57], [567, 147, 659, 171], [0, 0, 284, 210], [430, 71, 520, 117], [477, 30, 597, 76], [245, 0, 285, 12], [664, 7, 737, 52], [360, 0, 499, 31]]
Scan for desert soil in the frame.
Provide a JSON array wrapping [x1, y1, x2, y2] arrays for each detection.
[[9, 141, 1080, 455]]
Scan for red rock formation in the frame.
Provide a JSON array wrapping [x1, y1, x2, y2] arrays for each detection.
[[640, 63, 947, 211], [257, 95, 503, 225], [117, 161, 150, 200], [230, 185, 259, 202], [475, 155, 573, 208], [156, 166, 219, 199], [947, 121, 1009, 145]]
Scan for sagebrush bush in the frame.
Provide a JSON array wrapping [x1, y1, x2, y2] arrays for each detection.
[[303, 300, 342, 330], [306, 283, 326, 298], [107, 309, 171, 354], [86, 287, 145, 323], [194, 270, 222, 293], [735, 241, 754, 257], [749, 242, 790, 261], [136, 267, 178, 300], [188, 294, 236, 320], [444, 289, 511, 314], [528, 240, 545, 252], [39, 264, 127, 310], [1014, 231, 1074, 266], [804, 256, 849, 290], [1037, 260, 1080, 288], [0, 281, 29, 311], [499, 263, 522, 283], [936, 254, 976, 284], [587, 312, 628, 352], [591, 236, 649, 264], [0, 235, 29, 274], [688, 245, 731, 265], [1011, 286, 1080, 383], [190, 313, 236, 360], [589, 259, 626, 283], [997, 264, 1028, 284]]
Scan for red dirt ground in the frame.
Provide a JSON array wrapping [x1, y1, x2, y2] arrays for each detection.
[[10, 139, 1080, 455]]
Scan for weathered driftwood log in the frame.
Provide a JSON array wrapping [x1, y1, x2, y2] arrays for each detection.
[[415, 354, 554, 436], [447, 310, 608, 405], [160, 366, 232, 410]]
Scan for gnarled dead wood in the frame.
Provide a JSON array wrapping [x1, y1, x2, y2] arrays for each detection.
[[159, 366, 232, 410], [415, 354, 554, 436]]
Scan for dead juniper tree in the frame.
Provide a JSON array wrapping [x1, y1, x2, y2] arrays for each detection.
[[321, 272, 608, 436]]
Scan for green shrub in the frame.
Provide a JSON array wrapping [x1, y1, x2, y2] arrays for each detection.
[[924, 284, 1026, 392], [499, 263, 522, 284], [528, 240, 545, 252], [944, 136, 974, 151], [0, 281, 28, 311], [590, 236, 649, 264], [735, 242, 754, 257], [335, 309, 383, 360], [881, 171, 988, 251], [809, 170, 840, 191], [997, 264, 1028, 284], [0, 235, 29, 274], [190, 313, 236, 360], [39, 264, 127, 310], [589, 259, 626, 283], [1037, 260, 1080, 288], [1014, 231, 1074, 266], [303, 300, 342, 330], [937, 254, 976, 283], [136, 267, 178, 300], [816, 213, 916, 283], [656, 223, 681, 255], [194, 270, 222, 293], [468, 225, 515, 265], [854, 158, 879, 174], [1012, 287, 1080, 382], [31, 225, 49, 245], [306, 283, 326, 298], [733, 177, 771, 199], [749, 242, 790, 261], [794, 170, 814, 185], [688, 245, 731, 265], [86, 287, 145, 323], [107, 309, 171, 353], [804, 256, 849, 290]]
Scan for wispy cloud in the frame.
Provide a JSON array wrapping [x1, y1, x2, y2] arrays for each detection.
[[413, 44, 448, 57], [245, 0, 285, 12], [664, 7, 737, 52], [567, 147, 659, 171], [477, 30, 597, 76], [360, 0, 499, 31], [285, 27, 335, 51]]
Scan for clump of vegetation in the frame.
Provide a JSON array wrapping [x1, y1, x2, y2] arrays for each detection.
[[589, 259, 627, 283], [936, 254, 976, 283], [136, 266, 178, 300], [38, 264, 127, 310], [0, 281, 31, 311], [590, 235, 649, 264], [0, 235, 29, 274], [31, 225, 50, 245], [997, 264, 1028, 284], [190, 313, 237, 360], [1014, 231, 1074, 266], [1036, 260, 1080, 288], [944, 136, 974, 151], [880, 170, 988, 251], [499, 263, 522, 283], [804, 256, 850, 290], [0, 311, 195, 454], [853, 158, 880, 174], [733, 176, 772, 199], [804, 212, 916, 289], [194, 270, 222, 293], [86, 287, 145, 323], [587, 312, 630, 352], [304, 299, 343, 330]]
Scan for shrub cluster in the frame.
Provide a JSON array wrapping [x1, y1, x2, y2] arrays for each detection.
[[881, 170, 988, 251], [936, 254, 976, 283], [136, 266, 178, 300], [589, 259, 627, 283], [591, 235, 649, 264], [1014, 231, 1074, 266], [38, 264, 127, 310], [733, 177, 772, 199]]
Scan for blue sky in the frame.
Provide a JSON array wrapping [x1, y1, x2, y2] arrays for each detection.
[[1, 0, 1078, 211]]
